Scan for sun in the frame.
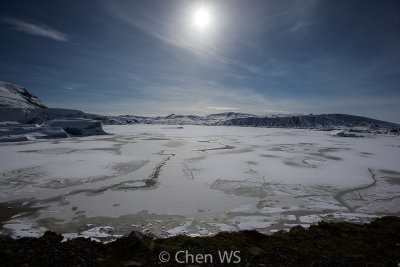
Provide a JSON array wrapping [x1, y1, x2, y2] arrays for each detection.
[[193, 6, 212, 30]]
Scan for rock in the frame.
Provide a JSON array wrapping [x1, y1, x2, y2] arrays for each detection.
[[47, 118, 107, 136], [289, 225, 306, 234], [124, 260, 144, 266], [249, 246, 263, 256], [112, 231, 143, 250], [273, 230, 287, 236], [42, 231, 63, 243]]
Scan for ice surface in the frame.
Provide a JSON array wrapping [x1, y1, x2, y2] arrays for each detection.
[[207, 223, 237, 232], [229, 216, 275, 230], [0, 125, 399, 241], [299, 215, 321, 223]]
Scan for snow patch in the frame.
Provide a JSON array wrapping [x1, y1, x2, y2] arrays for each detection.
[[207, 223, 237, 232], [229, 216, 274, 230], [2, 220, 47, 238], [79, 226, 123, 241], [167, 221, 192, 236], [299, 215, 321, 224]]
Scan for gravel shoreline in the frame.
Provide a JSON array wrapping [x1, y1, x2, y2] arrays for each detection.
[[1, 216, 399, 266]]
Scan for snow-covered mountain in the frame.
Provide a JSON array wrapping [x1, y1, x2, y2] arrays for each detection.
[[0, 81, 47, 108]]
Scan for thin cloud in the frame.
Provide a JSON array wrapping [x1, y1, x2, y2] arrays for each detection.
[[102, 1, 262, 75], [286, 21, 314, 33], [263, 109, 290, 114], [4, 17, 69, 42], [63, 83, 81, 90], [208, 107, 239, 110]]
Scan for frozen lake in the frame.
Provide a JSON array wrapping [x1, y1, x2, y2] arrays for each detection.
[[0, 125, 399, 241]]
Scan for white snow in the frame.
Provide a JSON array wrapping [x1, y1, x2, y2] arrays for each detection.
[[2, 220, 47, 238], [195, 225, 209, 235], [166, 221, 192, 236], [61, 233, 78, 242], [80, 226, 116, 238]]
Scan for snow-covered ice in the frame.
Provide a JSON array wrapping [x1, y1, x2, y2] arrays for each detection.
[[0, 124, 399, 240], [167, 221, 192, 236]]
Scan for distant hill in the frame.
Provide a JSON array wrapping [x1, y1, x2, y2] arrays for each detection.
[[220, 113, 399, 129], [102, 112, 399, 130]]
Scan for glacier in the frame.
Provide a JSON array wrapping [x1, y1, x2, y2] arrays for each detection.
[[0, 81, 108, 142]]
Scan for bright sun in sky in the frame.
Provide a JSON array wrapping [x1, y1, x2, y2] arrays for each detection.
[[193, 6, 211, 30]]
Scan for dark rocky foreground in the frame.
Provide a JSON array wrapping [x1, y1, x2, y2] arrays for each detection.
[[1, 216, 399, 266]]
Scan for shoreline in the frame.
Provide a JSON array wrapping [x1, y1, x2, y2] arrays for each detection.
[[1, 216, 399, 266]]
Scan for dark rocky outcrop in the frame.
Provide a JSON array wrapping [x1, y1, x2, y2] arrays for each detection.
[[1, 216, 399, 266]]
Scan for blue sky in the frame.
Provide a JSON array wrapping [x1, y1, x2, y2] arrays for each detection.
[[1, 0, 399, 122]]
